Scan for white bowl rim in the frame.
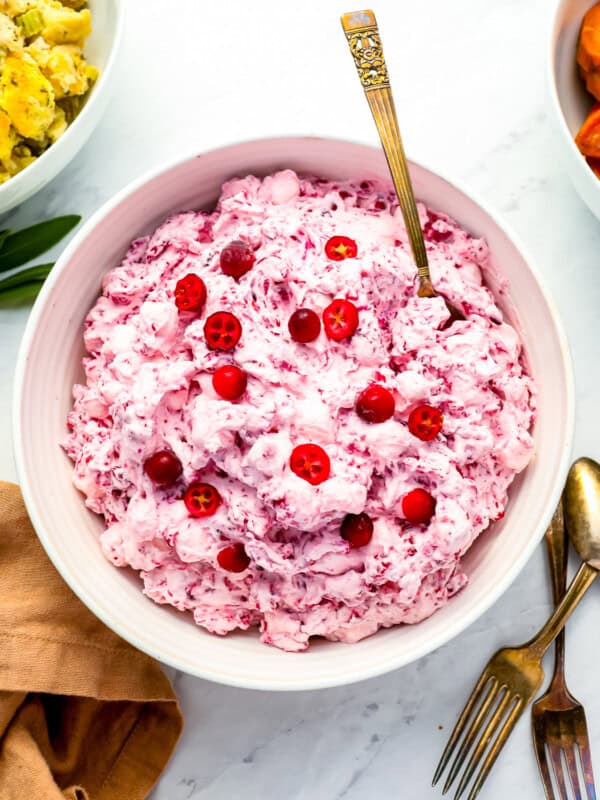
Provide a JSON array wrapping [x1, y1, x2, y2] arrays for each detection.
[[13, 135, 575, 690], [0, 0, 125, 200]]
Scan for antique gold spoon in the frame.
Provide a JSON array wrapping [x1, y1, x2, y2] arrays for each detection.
[[341, 10, 465, 324], [433, 457, 600, 799], [563, 456, 600, 569]]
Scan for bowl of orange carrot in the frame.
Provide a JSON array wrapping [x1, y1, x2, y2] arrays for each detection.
[[549, 0, 600, 219]]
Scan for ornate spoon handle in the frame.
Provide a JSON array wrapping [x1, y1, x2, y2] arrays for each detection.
[[341, 9, 433, 296]]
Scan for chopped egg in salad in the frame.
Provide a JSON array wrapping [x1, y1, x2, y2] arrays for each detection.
[[0, 0, 98, 183]]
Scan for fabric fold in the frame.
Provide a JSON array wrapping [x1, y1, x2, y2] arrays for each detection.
[[0, 482, 183, 799]]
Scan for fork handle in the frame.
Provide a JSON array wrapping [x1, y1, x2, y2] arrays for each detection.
[[545, 502, 568, 682], [340, 10, 434, 295], [528, 562, 598, 659]]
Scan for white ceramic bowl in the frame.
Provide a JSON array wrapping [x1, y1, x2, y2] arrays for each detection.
[[0, 0, 124, 215], [548, 0, 600, 219], [14, 137, 574, 691]]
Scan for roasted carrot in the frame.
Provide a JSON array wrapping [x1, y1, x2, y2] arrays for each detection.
[[587, 156, 600, 177], [578, 3, 600, 99], [576, 103, 600, 157]]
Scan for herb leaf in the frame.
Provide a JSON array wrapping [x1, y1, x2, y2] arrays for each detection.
[[0, 230, 11, 251], [0, 280, 46, 307], [0, 215, 80, 273], [0, 262, 53, 292]]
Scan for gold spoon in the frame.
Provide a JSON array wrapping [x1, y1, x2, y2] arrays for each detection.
[[563, 456, 600, 569], [341, 9, 465, 324]]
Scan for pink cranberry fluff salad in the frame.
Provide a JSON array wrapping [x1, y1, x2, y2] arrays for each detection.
[[65, 169, 536, 652]]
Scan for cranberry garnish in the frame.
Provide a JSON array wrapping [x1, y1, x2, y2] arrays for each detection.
[[322, 299, 359, 341], [325, 235, 358, 261], [184, 482, 222, 517], [212, 365, 247, 400], [217, 543, 250, 573], [355, 384, 395, 423], [290, 443, 330, 485], [408, 405, 444, 441], [340, 512, 373, 548], [220, 240, 256, 279], [402, 489, 436, 524], [288, 308, 321, 343], [144, 450, 183, 485], [174, 273, 207, 312], [204, 311, 242, 350]]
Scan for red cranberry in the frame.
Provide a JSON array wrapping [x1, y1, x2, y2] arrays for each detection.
[[322, 299, 359, 341], [204, 311, 242, 350], [325, 235, 358, 260], [174, 274, 207, 312], [355, 385, 395, 423], [290, 443, 330, 485], [212, 365, 247, 400], [288, 308, 321, 343], [340, 512, 374, 548], [144, 450, 183, 485], [402, 489, 436, 524], [408, 405, 444, 441], [184, 483, 222, 517], [220, 240, 256, 279], [217, 543, 250, 572]]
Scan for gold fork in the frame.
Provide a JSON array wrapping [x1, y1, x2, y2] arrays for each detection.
[[532, 501, 597, 799], [433, 457, 600, 800], [340, 9, 465, 323]]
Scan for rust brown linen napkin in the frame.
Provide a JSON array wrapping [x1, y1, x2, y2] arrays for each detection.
[[0, 482, 183, 799]]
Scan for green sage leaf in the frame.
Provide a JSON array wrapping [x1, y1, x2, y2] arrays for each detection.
[[0, 215, 80, 272], [0, 280, 46, 307]]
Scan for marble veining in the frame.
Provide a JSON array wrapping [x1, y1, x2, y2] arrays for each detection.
[[2, 0, 600, 797]]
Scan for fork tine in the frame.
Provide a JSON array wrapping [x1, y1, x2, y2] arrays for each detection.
[[577, 738, 597, 800], [441, 680, 500, 793], [532, 716, 555, 800], [453, 689, 512, 800], [564, 745, 583, 800], [548, 743, 569, 800], [432, 673, 493, 786], [465, 697, 523, 800]]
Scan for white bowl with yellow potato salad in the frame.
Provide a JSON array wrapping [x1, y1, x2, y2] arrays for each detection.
[[0, 0, 123, 213]]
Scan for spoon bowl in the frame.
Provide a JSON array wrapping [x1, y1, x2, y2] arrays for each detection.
[[563, 457, 600, 568]]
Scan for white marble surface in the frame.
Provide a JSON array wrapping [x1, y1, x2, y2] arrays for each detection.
[[2, 0, 600, 796]]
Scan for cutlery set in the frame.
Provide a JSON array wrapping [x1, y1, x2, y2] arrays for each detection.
[[433, 458, 600, 799]]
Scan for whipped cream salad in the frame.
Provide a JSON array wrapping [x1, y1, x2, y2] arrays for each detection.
[[66, 170, 535, 651]]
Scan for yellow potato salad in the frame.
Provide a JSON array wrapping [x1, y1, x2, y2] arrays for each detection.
[[0, 0, 98, 183]]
